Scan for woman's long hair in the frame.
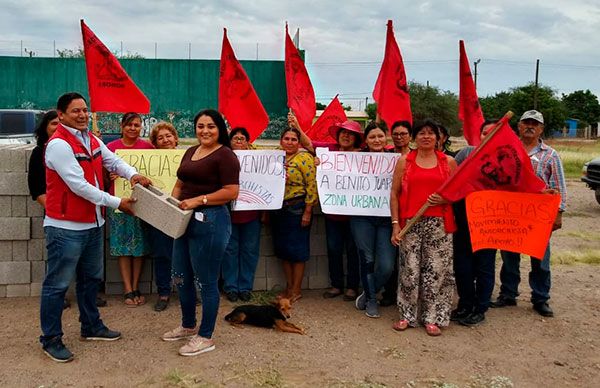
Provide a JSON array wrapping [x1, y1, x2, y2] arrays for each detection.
[[35, 110, 58, 147]]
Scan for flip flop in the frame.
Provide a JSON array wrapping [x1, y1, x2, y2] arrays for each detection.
[[322, 288, 343, 299], [124, 292, 137, 307], [133, 290, 146, 306]]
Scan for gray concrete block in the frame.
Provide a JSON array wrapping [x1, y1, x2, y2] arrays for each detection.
[[259, 235, 274, 256], [31, 261, 45, 282], [0, 261, 30, 284], [308, 275, 329, 289], [27, 199, 44, 217], [0, 217, 30, 240], [31, 217, 44, 239], [0, 241, 12, 261], [0, 173, 29, 195], [0, 285, 5, 297], [0, 196, 11, 216], [11, 196, 27, 217], [30, 282, 42, 296], [0, 146, 29, 172], [310, 234, 327, 256], [105, 282, 124, 295], [253, 277, 267, 291], [105, 259, 122, 282], [7, 284, 31, 297], [28, 239, 45, 261], [12, 241, 27, 260], [254, 256, 266, 278]]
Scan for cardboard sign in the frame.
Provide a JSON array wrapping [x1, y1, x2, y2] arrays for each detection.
[[316, 148, 401, 216], [466, 190, 561, 258]]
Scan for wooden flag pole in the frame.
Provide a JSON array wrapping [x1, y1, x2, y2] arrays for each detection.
[[91, 112, 100, 137], [394, 110, 514, 241]]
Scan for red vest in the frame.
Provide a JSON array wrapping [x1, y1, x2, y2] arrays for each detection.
[[45, 124, 104, 223]]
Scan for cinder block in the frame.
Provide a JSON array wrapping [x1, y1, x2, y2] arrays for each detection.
[[259, 235, 274, 256], [0, 261, 30, 284], [27, 199, 44, 217], [11, 196, 27, 217], [131, 184, 193, 239], [30, 282, 42, 296], [0, 241, 12, 261], [253, 277, 267, 291], [0, 217, 30, 240], [0, 285, 6, 297], [308, 275, 329, 289], [0, 196, 11, 216], [105, 282, 123, 295], [31, 261, 46, 282], [0, 146, 29, 172], [6, 284, 31, 297], [310, 234, 327, 256], [27, 239, 45, 261], [0, 173, 29, 195], [12, 241, 27, 260], [31, 217, 44, 239], [254, 256, 267, 278], [105, 259, 122, 282]]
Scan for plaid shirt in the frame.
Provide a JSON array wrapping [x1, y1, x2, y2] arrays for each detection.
[[529, 139, 567, 211]]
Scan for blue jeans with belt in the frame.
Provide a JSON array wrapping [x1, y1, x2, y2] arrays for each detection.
[[40, 226, 106, 346], [350, 216, 396, 303], [172, 206, 231, 338], [499, 245, 551, 304], [221, 218, 261, 293]]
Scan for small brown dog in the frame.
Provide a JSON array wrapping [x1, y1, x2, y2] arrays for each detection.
[[224, 297, 305, 334]]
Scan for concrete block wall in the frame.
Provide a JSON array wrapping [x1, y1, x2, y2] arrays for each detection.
[[0, 144, 331, 297]]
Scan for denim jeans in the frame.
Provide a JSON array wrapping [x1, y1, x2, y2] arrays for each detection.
[[499, 245, 551, 304], [40, 226, 106, 346], [148, 226, 174, 297], [350, 216, 396, 303], [221, 218, 261, 293], [325, 217, 359, 291], [172, 206, 231, 338], [453, 245, 496, 313]]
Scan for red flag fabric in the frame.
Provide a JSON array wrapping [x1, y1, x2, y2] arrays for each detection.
[[305, 95, 347, 142], [80, 20, 150, 113], [372, 20, 412, 130], [458, 40, 485, 147], [284, 24, 316, 132], [218, 28, 269, 142], [438, 116, 546, 202]]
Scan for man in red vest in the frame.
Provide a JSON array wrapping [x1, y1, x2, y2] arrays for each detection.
[[40, 92, 151, 362]]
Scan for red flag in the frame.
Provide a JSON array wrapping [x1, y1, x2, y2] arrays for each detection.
[[218, 28, 269, 142], [305, 95, 347, 142], [458, 40, 485, 146], [372, 20, 412, 130], [284, 24, 316, 132], [80, 20, 150, 113], [438, 115, 546, 202]]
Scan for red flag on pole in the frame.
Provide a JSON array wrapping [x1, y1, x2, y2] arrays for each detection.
[[305, 95, 347, 142], [80, 20, 150, 113], [218, 28, 269, 142], [372, 20, 412, 130], [437, 114, 546, 202], [284, 23, 316, 132], [458, 40, 485, 146]]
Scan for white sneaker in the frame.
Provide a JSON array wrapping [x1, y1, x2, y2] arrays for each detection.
[[178, 335, 215, 356], [161, 326, 197, 342]]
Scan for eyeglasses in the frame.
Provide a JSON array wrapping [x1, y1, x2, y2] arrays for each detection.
[[232, 136, 247, 142], [392, 132, 410, 138]]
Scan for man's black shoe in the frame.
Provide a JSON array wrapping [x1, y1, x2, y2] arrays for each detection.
[[378, 296, 396, 307], [96, 297, 107, 307], [533, 302, 554, 317], [81, 327, 121, 341], [490, 296, 517, 308], [43, 337, 74, 363], [459, 312, 485, 326], [225, 291, 238, 302], [154, 298, 169, 312], [450, 307, 472, 321], [239, 291, 253, 302]]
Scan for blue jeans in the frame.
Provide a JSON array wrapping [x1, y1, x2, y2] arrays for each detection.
[[221, 218, 261, 293], [325, 217, 359, 291], [350, 216, 396, 303], [499, 245, 551, 304], [148, 226, 174, 297], [40, 226, 106, 346], [172, 206, 231, 338]]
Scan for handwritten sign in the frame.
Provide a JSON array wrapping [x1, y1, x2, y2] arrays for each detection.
[[466, 190, 561, 258], [115, 149, 185, 198], [316, 148, 401, 216], [231, 150, 286, 211]]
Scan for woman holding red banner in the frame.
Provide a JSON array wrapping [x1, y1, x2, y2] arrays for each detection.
[[390, 119, 457, 336]]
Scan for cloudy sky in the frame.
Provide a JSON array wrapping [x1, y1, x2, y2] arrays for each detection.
[[1, 0, 599, 109]]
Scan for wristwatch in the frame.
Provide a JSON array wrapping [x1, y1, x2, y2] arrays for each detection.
[[202, 195, 208, 205]]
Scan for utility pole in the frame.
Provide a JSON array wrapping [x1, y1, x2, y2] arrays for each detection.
[[474, 58, 481, 89], [154, 42, 157, 59], [533, 59, 540, 109]]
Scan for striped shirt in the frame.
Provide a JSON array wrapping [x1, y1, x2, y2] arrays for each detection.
[[529, 140, 567, 211]]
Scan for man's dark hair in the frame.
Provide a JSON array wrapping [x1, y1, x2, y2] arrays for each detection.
[[391, 120, 412, 132], [193, 109, 231, 148], [229, 127, 250, 142], [56, 92, 87, 112], [411, 119, 440, 140]]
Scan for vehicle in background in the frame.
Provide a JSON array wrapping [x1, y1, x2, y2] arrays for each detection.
[[0, 109, 44, 144], [581, 157, 600, 205]]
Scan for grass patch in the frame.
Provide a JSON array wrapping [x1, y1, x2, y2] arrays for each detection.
[[164, 369, 215, 388], [328, 377, 388, 388], [552, 250, 600, 265], [378, 346, 406, 360], [564, 231, 600, 241], [405, 375, 514, 388], [548, 140, 600, 179], [248, 288, 282, 305], [225, 365, 284, 387]]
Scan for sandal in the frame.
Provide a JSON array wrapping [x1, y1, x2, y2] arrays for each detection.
[[290, 293, 303, 303], [343, 289, 358, 301], [425, 324, 441, 337], [322, 288, 343, 299], [392, 319, 409, 331], [124, 291, 137, 307], [133, 290, 146, 306]]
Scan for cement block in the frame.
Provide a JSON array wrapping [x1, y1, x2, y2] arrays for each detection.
[[0, 241, 12, 261], [11, 196, 27, 217], [259, 235, 274, 256], [27, 199, 44, 217], [308, 275, 329, 289], [7, 284, 31, 297], [253, 277, 267, 291], [0, 285, 5, 297], [0, 147, 29, 172], [105, 282, 124, 295], [30, 282, 42, 296], [254, 256, 267, 278], [31, 261, 46, 282], [0, 261, 30, 284], [27, 239, 45, 261], [131, 184, 193, 239], [105, 259, 122, 282], [0, 217, 30, 240], [31, 217, 44, 239], [12, 241, 27, 260], [0, 196, 11, 216], [0, 173, 29, 195], [310, 233, 327, 256]]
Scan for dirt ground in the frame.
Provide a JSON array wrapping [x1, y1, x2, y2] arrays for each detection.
[[1, 179, 599, 388]]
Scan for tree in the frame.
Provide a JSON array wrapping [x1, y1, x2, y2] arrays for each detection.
[[316, 102, 327, 110], [562, 90, 600, 127], [408, 82, 460, 134], [56, 47, 144, 59], [365, 103, 377, 120]]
